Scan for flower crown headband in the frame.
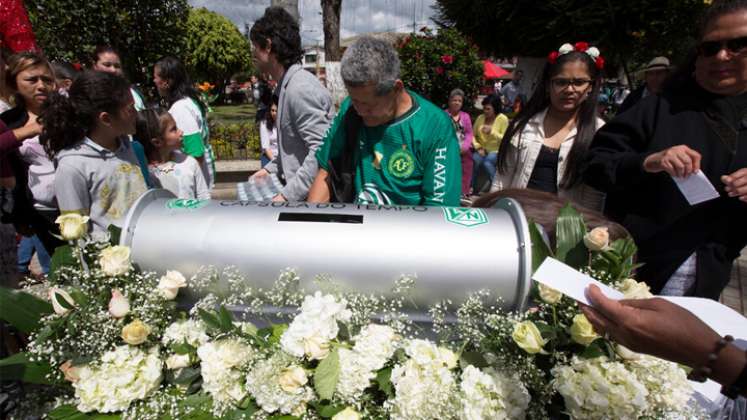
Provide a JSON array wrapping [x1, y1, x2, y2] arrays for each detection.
[[547, 42, 605, 70]]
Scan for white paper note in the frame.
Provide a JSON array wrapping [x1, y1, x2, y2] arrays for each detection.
[[672, 170, 720, 205], [531, 258, 624, 305]]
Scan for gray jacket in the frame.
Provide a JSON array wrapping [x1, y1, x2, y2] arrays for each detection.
[[264, 64, 332, 201]]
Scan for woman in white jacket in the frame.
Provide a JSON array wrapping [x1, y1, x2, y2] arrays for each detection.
[[492, 42, 606, 211]]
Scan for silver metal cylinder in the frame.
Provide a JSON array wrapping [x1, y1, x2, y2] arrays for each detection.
[[121, 190, 532, 311]]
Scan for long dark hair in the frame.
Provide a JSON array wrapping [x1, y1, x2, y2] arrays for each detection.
[[154, 56, 205, 116], [263, 95, 278, 131], [134, 107, 170, 161], [40, 70, 132, 157], [249, 7, 304, 69], [497, 51, 602, 189]]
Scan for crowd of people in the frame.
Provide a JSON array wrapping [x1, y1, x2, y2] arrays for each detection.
[[0, 0, 746, 402]]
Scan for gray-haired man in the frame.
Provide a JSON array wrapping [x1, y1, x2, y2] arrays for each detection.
[[308, 36, 461, 206]]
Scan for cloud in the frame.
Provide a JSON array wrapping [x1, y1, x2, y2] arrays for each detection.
[[188, 0, 436, 44]]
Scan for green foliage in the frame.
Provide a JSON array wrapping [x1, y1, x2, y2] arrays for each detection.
[[0, 352, 53, 385], [0, 286, 53, 333], [185, 8, 253, 86], [529, 221, 553, 273], [554, 203, 588, 269], [434, 0, 708, 71], [49, 245, 75, 282], [314, 348, 340, 401], [398, 28, 483, 109], [26, 0, 189, 85], [209, 121, 261, 160]]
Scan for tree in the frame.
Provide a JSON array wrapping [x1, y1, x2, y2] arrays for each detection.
[[184, 8, 253, 87], [26, 0, 189, 85], [322, 0, 343, 61], [398, 28, 483, 110], [434, 0, 707, 71]]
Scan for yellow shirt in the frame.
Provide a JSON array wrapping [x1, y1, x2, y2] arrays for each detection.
[[473, 113, 509, 153]]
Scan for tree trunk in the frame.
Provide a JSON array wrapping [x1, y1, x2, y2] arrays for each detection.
[[321, 0, 342, 61], [270, 0, 300, 23]]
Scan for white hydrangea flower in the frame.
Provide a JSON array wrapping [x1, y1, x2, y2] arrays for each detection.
[[335, 324, 401, 403], [460, 365, 530, 420], [336, 348, 374, 402], [386, 339, 458, 419], [74, 346, 162, 413], [197, 339, 255, 404], [353, 324, 400, 371], [552, 356, 649, 420], [387, 358, 458, 419], [627, 355, 693, 413], [162, 319, 210, 348], [280, 292, 352, 360], [246, 352, 315, 415]]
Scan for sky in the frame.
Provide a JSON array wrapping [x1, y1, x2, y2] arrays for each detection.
[[188, 0, 438, 46]]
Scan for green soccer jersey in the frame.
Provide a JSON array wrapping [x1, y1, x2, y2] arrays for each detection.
[[316, 91, 461, 206]]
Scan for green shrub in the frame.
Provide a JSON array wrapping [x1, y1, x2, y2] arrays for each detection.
[[209, 122, 260, 160]]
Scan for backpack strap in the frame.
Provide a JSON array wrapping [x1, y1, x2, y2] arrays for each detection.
[[326, 106, 362, 203]]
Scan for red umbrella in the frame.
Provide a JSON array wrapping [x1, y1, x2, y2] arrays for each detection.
[[483, 60, 510, 79]]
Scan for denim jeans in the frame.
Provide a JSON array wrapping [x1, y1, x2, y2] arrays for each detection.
[[471, 151, 498, 192], [17, 234, 51, 275]]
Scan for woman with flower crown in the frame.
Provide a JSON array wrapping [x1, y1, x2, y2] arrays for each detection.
[[492, 42, 607, 211]]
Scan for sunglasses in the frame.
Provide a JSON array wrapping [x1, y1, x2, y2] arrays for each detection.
[[697, 36, 747, 57]]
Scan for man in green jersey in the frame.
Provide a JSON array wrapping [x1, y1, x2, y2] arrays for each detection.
[[308, 36, 461, 207]]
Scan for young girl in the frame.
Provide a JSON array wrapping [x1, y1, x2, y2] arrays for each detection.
[[42, 70, 147, 234], [153, 56, 215, 189], [494, 42, 606, 211], [259, 97, 278, 168], [135, 108, 210, 200]]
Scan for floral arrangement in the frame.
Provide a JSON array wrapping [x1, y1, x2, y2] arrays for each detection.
[[196, 81, 219, 113], [0, 205, 705, 419], [547, 41, 605, 70]]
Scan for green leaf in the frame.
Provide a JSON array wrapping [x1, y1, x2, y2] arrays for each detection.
[[47, 404, 89, 420], [68, 289, 89, 306], [314, 348, 340, 401], [375, 366, 394, 398], [172, 366, 201, 385], [459, 351, 489, 368], [0, 286, 53, 333], [172, 341, 197, 355], [107, 225, 122, 245], [529, 221, 553, 273], [579, 338, 607, 359], [198, 308, 221, 331], [54, 291, 75, 310], [0, 352, 53, 385], [555, 203, 588, 268], [312, 402, 345, 418], [49, 244, 75, 280], [218, 306, 234, 332]]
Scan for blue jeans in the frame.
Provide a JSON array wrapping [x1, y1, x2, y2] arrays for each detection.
[[471, 151, 498, 192], [260, 155, 271, 168], [17, 234, 51, 275]]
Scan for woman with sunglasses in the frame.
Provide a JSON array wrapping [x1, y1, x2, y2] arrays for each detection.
[[584, 0, 747, 300], [492, 42, 607, 211]]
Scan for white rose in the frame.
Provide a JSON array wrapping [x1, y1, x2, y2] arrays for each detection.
[[303, 335, 331, 360], [108, 289, 130, 318], [60, 360, 81, 382], [98, 246, 131, 276], [570, 314, 599, 346], [538, 283, 563, 304], [333, 407, 362, 420], [278, 365, 308, 393], [157, 270, 187, 300], [558, 43, 574, 55], [121, 319, 151, 345], [55, 213, 89, 241], [165, 354, 191, 370], [49, 287, 75, 315], [619, 278, 653, 299], [512, 321, 548, 354], [586, 47, 600, 59], [583, 227, 610, 251]]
